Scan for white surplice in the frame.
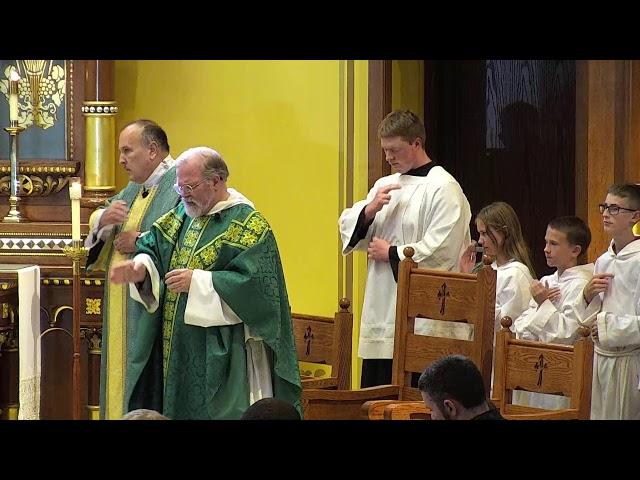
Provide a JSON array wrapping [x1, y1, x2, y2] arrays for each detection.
[[494, 260, 535, 335], [515, 263, 594, 343], [339, 166, 471, 359], [572, 238, 640, 419]]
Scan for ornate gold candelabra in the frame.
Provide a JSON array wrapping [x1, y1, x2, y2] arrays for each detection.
[[3, 126, 28, 223], [62, 240, 88, 420], [3, 67, 28, 222]]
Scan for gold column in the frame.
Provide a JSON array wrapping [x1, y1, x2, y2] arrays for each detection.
[[82, 61, 117, 202], [83, 106, 117, 192]]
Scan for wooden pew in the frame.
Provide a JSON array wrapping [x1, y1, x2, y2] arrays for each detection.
[[292, 298, 352, 390], [382, 317, 594, 420], [492, 316, 593, 420], [302, 247, 496, 419]]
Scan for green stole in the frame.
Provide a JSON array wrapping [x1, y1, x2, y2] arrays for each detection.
[[126, 202, 302, 419], [86, 167, 179, 419]]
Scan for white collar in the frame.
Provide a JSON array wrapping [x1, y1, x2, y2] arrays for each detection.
[[142, 154, 175, 189], [206, 188, 255, 215]]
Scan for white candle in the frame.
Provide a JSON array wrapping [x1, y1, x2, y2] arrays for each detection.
[[8, 69, 20, 122], [69, 178, 82, 241]]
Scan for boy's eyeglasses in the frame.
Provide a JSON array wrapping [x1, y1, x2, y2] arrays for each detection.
[[598, 203, 637, 215]]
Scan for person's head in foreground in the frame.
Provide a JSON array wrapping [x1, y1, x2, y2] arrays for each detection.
[[240, 398, 301, 420], [418, 354, 503, 420], [121, 408, 169, 420]]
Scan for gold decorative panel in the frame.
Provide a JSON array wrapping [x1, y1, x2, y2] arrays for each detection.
[[85, 298, 101, 316]]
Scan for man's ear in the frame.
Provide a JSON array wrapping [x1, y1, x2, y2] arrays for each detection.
[[442, 399, 457, 418], [148, 140, 159, 159]]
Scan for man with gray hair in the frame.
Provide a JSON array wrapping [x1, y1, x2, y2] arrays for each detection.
[[110, 147, 302, 420]]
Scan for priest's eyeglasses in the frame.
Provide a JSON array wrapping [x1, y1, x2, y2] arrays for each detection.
[[598, 203, 637, 215], [174, 179, 207, 196]]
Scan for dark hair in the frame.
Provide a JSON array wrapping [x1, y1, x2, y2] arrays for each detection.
[[418, 355, 486, 409], [240, 398, 301, 420], [607, 183, 640, 210], [547, 216, 591, 260], [377, 110, 426, 148], [124, 119, 170, 152]]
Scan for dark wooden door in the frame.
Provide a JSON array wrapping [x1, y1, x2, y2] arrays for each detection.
[[425, 60, 576, 277]]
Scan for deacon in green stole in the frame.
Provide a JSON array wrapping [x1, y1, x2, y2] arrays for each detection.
[[85, 120, 180, 419], [110, 147, 302, 419]]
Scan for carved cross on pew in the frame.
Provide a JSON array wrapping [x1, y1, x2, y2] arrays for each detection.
[[304, 326, 314, 356], [437, 283, 451, 315], [534, 354, 548, 387]]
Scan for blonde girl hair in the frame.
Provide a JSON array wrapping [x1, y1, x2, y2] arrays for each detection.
[[476, 201, 536, 278]]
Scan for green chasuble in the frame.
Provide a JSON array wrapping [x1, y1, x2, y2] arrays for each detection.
[[126, 202, 302, 419], [86, 167, 179, 419]]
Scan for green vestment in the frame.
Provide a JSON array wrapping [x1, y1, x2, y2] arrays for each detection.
[[126, 202, 302, 419], [86, 167, 179, 419]]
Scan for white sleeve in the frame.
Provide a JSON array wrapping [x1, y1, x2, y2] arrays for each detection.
[[597, 275, 640, 348], [516, 279, 591, 344], [538, 279, 592, 344], [570, 263, 603, 327], [496, 269, 533, 330], [128, 254, 161, 313], [246, 327, 273, 404], [513, 299, 540, 341], [183, 269, 243, 327], [570, 295, 601, 328], [396, 181, 470, 266], [338, 180, 382, 255], [84, 209, 116, 249]]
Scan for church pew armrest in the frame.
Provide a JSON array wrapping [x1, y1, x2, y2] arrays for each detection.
[[383, 401, 431, 420], [302, 384, 399, 402]]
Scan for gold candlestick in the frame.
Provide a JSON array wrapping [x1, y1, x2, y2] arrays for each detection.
[[3, 68, 28, 223], [3, 125, 28, 222], [62, 240, 88, 420]]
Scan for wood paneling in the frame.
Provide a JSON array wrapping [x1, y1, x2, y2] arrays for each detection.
[[368, 61, 392, 190], [576, 60, 640, 262]]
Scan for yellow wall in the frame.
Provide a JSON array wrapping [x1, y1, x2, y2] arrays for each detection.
[[113, 60, 423, 389], [115, 60, 348, 317], [392, 60, 424, 119], [349, 61, 370, 388]]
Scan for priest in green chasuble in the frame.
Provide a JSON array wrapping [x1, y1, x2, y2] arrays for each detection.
[[110, 147, 302, 419]]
